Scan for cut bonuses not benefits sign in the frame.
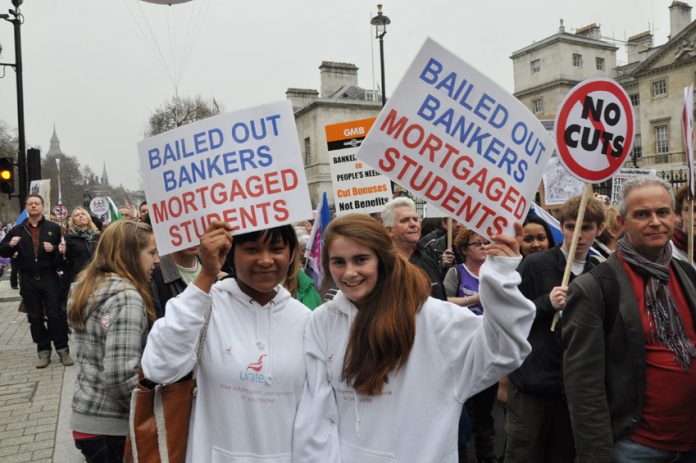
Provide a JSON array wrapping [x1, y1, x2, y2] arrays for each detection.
[[357, 38, 553, 238], [138, 100, 312, 255]]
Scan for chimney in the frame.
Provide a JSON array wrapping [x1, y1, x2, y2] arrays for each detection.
[[285, 88, 319, 111], [319, 61, 358, 98], [627, 31, 653, 63], [669, 1, 692, 39], [575, 23, 601, 40]]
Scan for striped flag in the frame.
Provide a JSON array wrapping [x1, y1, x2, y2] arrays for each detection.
[[304, 192, 332, 288], [529, 203, 602, 258], [683, 85, 695, 200], [106, 197, 122, 225]]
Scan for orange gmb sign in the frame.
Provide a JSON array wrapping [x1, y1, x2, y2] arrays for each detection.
[[325, 118, 392, 215], [555, 78, 634, 183]]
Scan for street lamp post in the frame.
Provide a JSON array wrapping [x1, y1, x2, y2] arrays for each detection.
[[371, 4, 390, 107], [1, 0, 27, 209]]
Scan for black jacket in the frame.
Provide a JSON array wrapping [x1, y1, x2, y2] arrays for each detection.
[[563, 254, 696, 462], [61, 229, 100, 283], [149, 254, 199, 318], [409, 243, 447, 301], [509, 246, 594, 395], [0, 217, 62, 274]]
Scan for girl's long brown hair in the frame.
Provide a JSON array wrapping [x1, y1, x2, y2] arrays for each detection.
[[68, 221, 156, 330], [322, 214, 430, 395]]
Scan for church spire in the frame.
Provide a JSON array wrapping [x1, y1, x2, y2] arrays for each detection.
[[102, 161, 109, 186], [46, 124, 63, 156]]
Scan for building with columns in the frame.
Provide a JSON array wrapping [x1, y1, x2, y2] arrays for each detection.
[[511, 1, 696, 172], [286, 61, 381, 208]]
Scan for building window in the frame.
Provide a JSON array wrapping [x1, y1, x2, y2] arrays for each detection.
[[655, 125, 669, 155], [652, 79, 667, 97], [596, 57, 605, 71], [304, 137, 311, 165], [573, 53, 583, 68], [630, 93, 640, 106], [532, 98, 543, 114], [530, 59, 540, 74], [632, 134, 642, 164]]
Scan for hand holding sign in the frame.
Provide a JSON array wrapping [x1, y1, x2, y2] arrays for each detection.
[[551, 78, 634, 331], [195, 221, 234, 293]]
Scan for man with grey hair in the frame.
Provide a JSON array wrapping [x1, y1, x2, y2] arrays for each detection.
[[563, 177, 696, 462], [381, 197, 446, 300]]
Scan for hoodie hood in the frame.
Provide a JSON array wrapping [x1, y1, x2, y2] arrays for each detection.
[[331, 290, 359, 319], [214, 277, 291, 311]]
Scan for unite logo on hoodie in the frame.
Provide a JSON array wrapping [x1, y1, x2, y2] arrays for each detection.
[[239, 354, 267, 383]]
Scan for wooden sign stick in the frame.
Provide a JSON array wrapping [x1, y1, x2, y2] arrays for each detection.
[[447, 217, 453, 251], [551, 183, 593, 332]]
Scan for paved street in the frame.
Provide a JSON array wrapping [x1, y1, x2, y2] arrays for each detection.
[[0, 276, 82, 463]]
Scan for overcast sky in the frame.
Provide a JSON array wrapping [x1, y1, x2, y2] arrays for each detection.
[[0, 0, 676, 191]]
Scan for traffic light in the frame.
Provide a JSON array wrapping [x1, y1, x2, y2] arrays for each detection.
[[0, 157, 14, 195], [27, 148, 41, 182]]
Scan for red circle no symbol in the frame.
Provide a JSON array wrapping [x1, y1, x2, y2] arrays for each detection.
[[555, 79, 634, 183]]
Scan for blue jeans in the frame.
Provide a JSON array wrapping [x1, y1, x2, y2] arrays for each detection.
[[74, 435, 126, 463], [615, 438, 696, 463]]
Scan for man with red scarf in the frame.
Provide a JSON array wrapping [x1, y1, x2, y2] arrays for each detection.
[[563, 177, 696, 463]]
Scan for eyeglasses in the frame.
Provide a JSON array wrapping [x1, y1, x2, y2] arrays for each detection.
[[466, 240, 490, 248]]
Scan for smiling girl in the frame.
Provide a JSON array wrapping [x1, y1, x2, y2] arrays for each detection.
[[293, 213, 535, 463], [141, 222, 309, 462]]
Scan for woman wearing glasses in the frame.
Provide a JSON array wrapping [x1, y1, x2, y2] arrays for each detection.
[[444, 229, 489, 312]]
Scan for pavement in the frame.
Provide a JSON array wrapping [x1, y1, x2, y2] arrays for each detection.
[[0, 276, 83, 463]]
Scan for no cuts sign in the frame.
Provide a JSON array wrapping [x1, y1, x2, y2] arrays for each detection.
[[555, 78, 634, 183]]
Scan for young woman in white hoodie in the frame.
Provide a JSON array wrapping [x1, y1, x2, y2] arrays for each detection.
[[141, 222, 310, 463], [293, 213, 535, 463]]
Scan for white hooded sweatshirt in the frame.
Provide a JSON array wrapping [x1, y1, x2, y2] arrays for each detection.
[[292, 256, 534, 463], [141, 278, 310, 463]]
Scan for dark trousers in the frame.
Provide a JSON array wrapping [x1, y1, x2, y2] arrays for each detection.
[[504, 381, 574, 463], [74, 435, 126, 463], [20, 273, 69, 355], [466, 383, 498, 460]]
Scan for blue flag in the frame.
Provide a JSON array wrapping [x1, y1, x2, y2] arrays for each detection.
[[304, 192, 332, 288]]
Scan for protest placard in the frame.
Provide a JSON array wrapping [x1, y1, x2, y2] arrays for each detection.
[[609, 168, 656, 205], [555, 78, 634, 183], [29, 180, 51, 220], [325, 118, 392, 216], [357, 38, 553, 238], [138, 100, 313, 255]]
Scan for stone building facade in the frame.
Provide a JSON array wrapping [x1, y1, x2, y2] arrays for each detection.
[[286, 61, 381, 208], [511, 1, 696, 172]]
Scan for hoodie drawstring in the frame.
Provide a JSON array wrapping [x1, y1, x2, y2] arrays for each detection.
[[265, 301, 274, 385], [253, 298, 274, 386]]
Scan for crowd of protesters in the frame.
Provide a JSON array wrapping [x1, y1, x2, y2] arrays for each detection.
[[0, 175, 694, 462]]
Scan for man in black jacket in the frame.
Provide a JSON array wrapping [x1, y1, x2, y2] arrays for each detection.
[[0, 195, 71, 368], [505, 195, 605, 463]]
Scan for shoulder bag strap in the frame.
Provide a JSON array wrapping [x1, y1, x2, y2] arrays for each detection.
[[192, 303, 213, 379]]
